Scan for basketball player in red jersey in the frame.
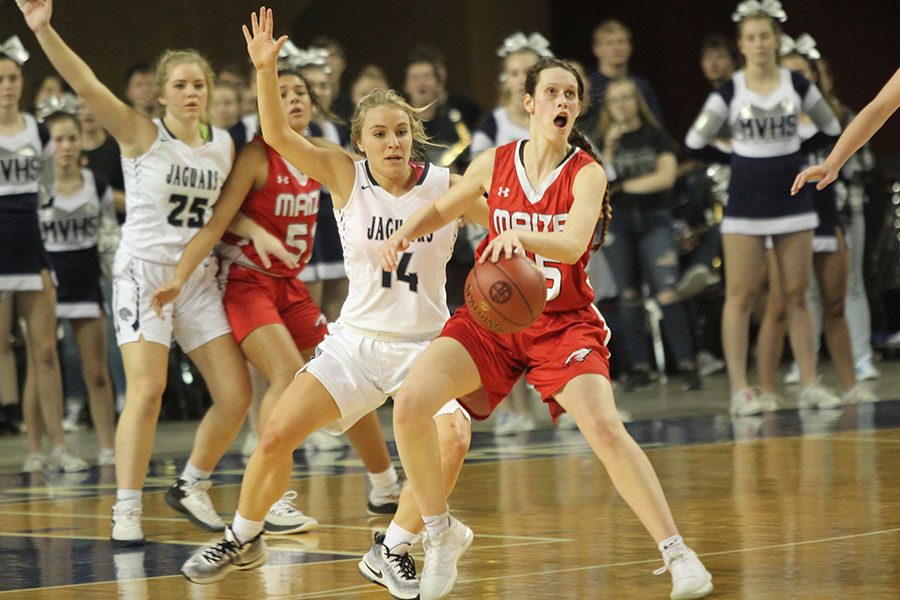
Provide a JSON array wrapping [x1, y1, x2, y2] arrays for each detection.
[[383, 58, 713, 600], [151, 69, 404, 533]]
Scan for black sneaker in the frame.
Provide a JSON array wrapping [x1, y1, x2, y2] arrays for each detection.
[[623, 369, 654, 392], [680, 368, 702, 391]]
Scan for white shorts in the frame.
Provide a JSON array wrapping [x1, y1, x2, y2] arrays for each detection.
[[303, 322, 469, 434], [112, 251, 231, 352]]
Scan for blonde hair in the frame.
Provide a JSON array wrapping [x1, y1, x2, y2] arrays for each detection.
[[593, 19, 632, 44], [153, 49, 216, 123], [596, 77, 659, 139], [350, 88, 430, 160]]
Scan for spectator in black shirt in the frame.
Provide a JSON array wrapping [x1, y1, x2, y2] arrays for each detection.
[[597, 77, 699, 390]]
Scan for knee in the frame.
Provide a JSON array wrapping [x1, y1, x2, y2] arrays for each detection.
[[84, 365, 110, 392], [727, 289, 758, 314], [781, 286, 809, 311], [822, 295, 846, 320], [655, 289, 679, 305], [577, 411, 628, 451], [440, 419, 471, 467], [766, 298, 787, 323], [257, 423, 293, 458], [123, 384, 164, 417], [392, 385, 428, 427], [31, 341, 59, 369]]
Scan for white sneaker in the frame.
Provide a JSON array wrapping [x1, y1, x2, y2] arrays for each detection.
[[264, 491, 318, 535], [757, 392, 779, 412], [303, 429, 345, 452], [420, 517, 474, 600], [855, 362, 879, 382], [181, 526, 268, 584], [241, 431, 258, 458], [111, 499, 145, 546], [98, 448, 116, 466], [783, 363, 801, 385], [164, 478, 226, 531], [23, 453, 46, 473], [843, 385, 877, 404], [799, 383, 842, 409], [48, 446, 89, 473], [654, 548, 713, 600], [696, 351, 725, 377], [730, 388, 765, 416], [358, 532, 419, 600]]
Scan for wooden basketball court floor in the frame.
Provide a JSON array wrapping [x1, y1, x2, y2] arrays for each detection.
[[0, 371, 898, 599]]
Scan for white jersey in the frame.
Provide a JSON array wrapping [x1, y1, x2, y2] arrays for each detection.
[[40, 169, 116, 252], [686, 68, 840, 159], [337, 160, 457, 340], [470, 107, 530, 159], [0, 113, 52, 211], [119, 119, 232, 264]]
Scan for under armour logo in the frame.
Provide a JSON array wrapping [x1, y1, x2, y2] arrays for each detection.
[[498, 186, 510, 197], [564, 348, 592, 366], [277, 175, 291, 185]]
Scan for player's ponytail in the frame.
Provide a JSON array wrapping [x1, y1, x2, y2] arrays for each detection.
[[567, 128, 612, 250]]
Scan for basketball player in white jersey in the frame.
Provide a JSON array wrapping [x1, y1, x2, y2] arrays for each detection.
[[180, 11, 477, 598], [0, 34, 88, 473], [20, 0, 254, 546]]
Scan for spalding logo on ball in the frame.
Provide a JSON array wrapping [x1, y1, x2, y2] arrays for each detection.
[[464, 253, 547, 334]]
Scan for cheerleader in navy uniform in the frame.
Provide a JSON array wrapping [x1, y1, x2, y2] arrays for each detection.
[[686, 1, 842, 414], [19, 0, 254, 545], [37, 99, 117, 463], [754, 37, 875, 405], [0, 35, 88, 473]]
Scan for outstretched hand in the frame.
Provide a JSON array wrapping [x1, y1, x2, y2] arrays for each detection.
[[242, 6, 287, 72], [149, 279, 184, 320], [16, 0, 52, 32], [791, 162, 838, 195], [380, 235, 411, 272]]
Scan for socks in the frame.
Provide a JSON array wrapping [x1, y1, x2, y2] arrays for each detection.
[[383, 521, 418, 553], [422, 510, 451, 535], [181, 461, 212, 485], [231, 511, 264, 545], [368, 466, 399, 496], [659, 534, 686, 557], [116, 488, 142, 504]]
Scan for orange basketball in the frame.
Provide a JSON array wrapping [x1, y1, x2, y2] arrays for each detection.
[[464, 253, 547, 334]]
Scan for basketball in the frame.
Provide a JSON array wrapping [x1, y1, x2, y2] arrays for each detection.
[[464, 253, 547, 334]]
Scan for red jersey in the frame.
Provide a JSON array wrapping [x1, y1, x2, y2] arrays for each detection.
[[477, 140, 597, 312], [220, 139, 320, 278]]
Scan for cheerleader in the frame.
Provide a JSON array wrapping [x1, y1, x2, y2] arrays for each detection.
[[0, 34, 87, 473]]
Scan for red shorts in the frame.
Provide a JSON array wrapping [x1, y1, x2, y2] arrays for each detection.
[[443, 304, 611, 424], [223, 263, 327, 351]]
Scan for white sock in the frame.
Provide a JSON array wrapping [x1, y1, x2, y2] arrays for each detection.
[[659, 534, 686, 557], [368, 466, 399, 495], [231, 511, 264, 545], [181, 461, 211, 485], [383, 521, 417, 553], [116, 489, 142, 504], [422, 510, 451, 535]]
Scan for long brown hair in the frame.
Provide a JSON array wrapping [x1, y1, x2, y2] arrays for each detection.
[[595, 77, 659, 140], [524, 57, 612, 248]]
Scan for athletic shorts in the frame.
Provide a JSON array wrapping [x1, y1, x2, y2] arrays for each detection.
[[443, 304, 611, 424], [302, 321, 469, 434], [222, 262, 327, 350], [112, 251, 231, 352]]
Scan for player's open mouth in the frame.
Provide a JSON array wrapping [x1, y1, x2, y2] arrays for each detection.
[[553, 114, 568, 128]]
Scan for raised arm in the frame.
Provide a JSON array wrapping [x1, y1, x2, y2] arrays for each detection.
[[482, 162, 607, 265], [243, 8, 355, 203], [792, 68, 900, 194], [149, 142, 269, 314], [380, 149, 493, 271], [18, 0, 156, 155]]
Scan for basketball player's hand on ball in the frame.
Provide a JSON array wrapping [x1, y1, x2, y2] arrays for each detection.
[[380, 235, 410, 272], [251, 229, 299, 270], [480, 229, 524, 263], [242, 6, 288, 71], [149, 279, 185, 319], [791, 162, 838, 195], [16, 0, 52, 32]]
